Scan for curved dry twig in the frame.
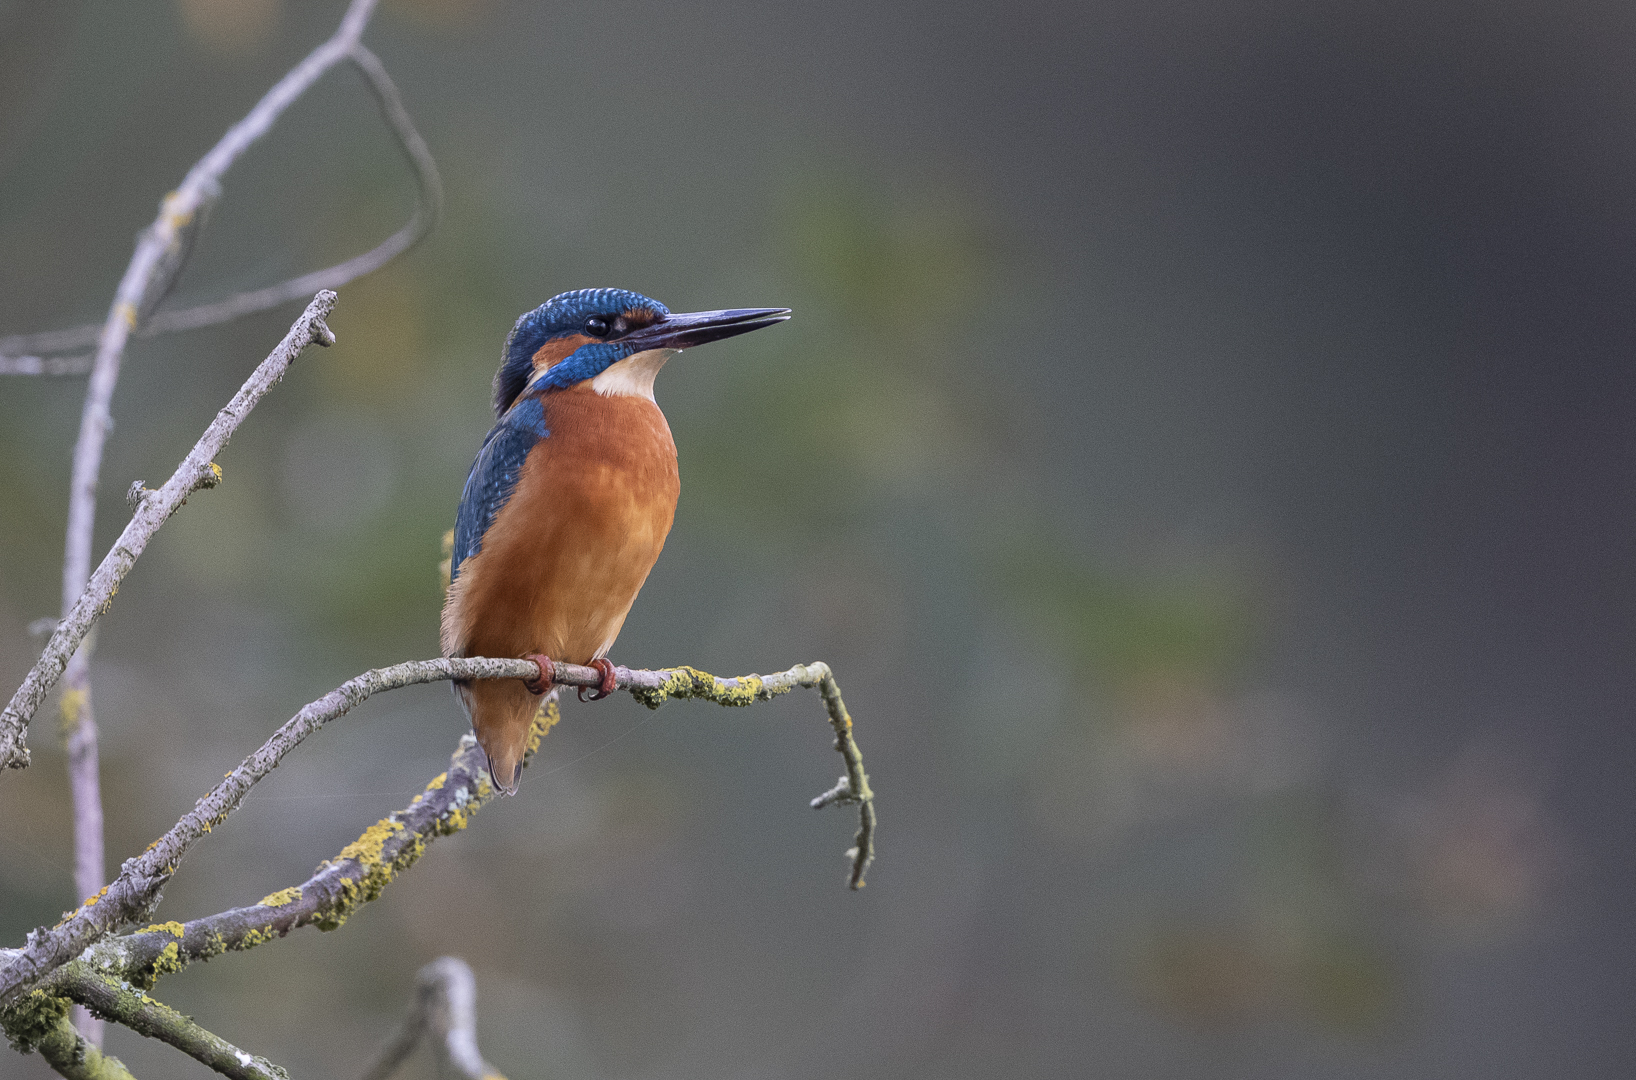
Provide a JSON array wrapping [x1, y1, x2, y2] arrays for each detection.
[[0, 292, 338, 773], [0, 35, 440, 365], [0, 656, 873, 1010], [122, 43, 442, 339], [359, 957, 505, 1080]]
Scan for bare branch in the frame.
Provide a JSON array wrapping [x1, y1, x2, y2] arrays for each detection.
[[61, 692, 105, 1049], [0, 657, 873, 1008], [359, 958, 505, 1080], [0, 326, 99, 357], [0, 33, 442, 364], [0, 291, 338, 772]]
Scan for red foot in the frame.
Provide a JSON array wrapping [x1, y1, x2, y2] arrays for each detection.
[[522, 653, 555, 695], [580, 657, 617, 701]]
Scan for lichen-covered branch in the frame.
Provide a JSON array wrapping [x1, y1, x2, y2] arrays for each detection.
[[0, 292, 338, 773], [3, 1002, 138, 1080], [359, 957, 506, 1080], [0, 653, 506, 1008], [607, 660, 874, 888], [73, 700, 535, 992], [39, 963, 286, 1080], [0, 656, 872, 1010], [2, 721, 513, 1076], [34, 1015, 137, 1080]]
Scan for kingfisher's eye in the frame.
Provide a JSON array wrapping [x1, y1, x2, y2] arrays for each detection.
[[585, 317, 610, 337]]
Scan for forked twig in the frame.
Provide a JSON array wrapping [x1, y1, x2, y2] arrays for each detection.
[[0, 292, 338, 772], [359, 957, 504, 1080]]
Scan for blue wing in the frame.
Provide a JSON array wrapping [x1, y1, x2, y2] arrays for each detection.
[[451, 395, 549, 581]]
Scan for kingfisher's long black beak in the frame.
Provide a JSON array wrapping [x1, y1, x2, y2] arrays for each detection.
[[622, 307, 791, 351]]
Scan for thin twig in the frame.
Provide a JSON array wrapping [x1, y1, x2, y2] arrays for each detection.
[[0, 657, 872, 1009], [0, 353, 92, 375], [107, 43, 441, 341], [0, 292, 338, 773], [0, 33, 441, 363], [816, 667, 875, 888], [60, 690, 104, 1048], [612, 661, 875, 888], [359, 957, 505, 1080]]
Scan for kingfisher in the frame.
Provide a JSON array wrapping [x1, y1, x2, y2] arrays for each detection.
[[441, 288, 790, 794]]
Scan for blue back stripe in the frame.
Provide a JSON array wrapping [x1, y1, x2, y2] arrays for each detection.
[[451, 395, 549, 580]]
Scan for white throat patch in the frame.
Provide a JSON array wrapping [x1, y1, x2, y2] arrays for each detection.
[[591, 348, 675, 400]]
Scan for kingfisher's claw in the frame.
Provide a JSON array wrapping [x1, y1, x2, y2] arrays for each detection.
[[523, 653, 555, 695], [580, 657, 617, 701]]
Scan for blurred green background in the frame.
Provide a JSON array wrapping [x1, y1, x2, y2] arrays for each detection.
[[2, 0, 1632, 1076]]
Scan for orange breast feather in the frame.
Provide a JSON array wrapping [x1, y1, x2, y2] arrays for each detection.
[[441, 384, 679, 789]]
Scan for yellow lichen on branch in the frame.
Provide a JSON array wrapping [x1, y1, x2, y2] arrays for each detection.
[[320, 818, 422, 932], [257, 887, 301, 908], [1, 987, 72, 1054], [522, 693, 562, 759], [134, 922, 184, 937], [628, 666, 775, 709]]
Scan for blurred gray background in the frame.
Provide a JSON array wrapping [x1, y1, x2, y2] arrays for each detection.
[[2, 0, 1633, 1076]]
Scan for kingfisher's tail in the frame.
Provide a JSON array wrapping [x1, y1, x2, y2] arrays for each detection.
[[456, 677, 544, 795]]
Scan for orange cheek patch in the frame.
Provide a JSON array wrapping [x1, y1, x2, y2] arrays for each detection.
[[621, 307, 661, 330], [531, 333, 593, 375]]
